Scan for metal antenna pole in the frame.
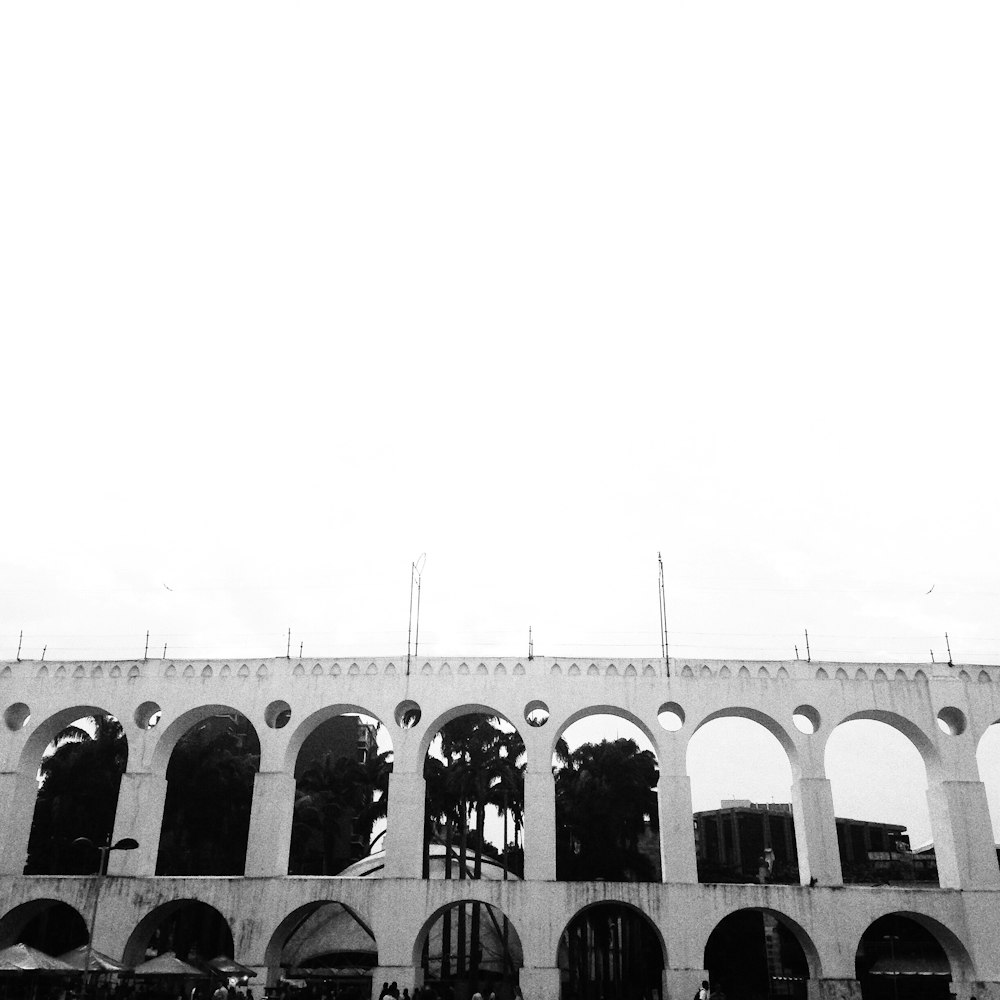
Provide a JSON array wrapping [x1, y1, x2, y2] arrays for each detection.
[[414, 571, 423, 661], [16, 630, 22, 661], [407, 563, 415, 676], [945, 632, 953, 667], [286, 628, 291, 659], [804, 629, 811, 663], [144, 630, 149, 661]]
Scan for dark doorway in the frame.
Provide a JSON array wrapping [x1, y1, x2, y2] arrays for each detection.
[[558, 904, 663, 1000], [856, 915, 952, 1000], [704, 910, 809, 1000]]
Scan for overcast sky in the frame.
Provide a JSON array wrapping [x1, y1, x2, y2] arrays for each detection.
[[3, 4, 999, 843]]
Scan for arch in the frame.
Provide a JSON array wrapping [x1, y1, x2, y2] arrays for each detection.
[[682, 665, 695, 678], [0, 899, 89, 952], [123, 899, 235, 967], [705, 906, 820, 995], [829, 710, 939, 778], [815, 668, 829, 680], [855, 911, 973, 995], [18, 704, 127, 775], [411, 898, 524, 981], [150, 703, 260, 774], [557, 901, 665, 1000], [690, 706, 798, 767], [418, 704, 525, 764], [757, 667, 770, 679], [979, 670, 992, 684], [551, 704, 659, 760], [284, 704, 392, 774], [856, 668, 869, 681], [263, 898, 376, 972]]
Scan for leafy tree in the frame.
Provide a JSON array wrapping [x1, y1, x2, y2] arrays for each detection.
[[555, 737, 659, 882], [25, 716, 127, 875]]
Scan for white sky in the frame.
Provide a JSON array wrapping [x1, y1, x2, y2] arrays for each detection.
[[4, 4, 1000, 845]]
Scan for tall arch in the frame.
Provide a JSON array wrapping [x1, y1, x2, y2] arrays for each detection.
[[825, 714, 939, 886], [687, 710, 797, 884], [287, 709, 392, 875], [552, 710, 661, 882], [22, 711, 128, 875], [422, 708, 526, 881], [154, 708, 261, 875]]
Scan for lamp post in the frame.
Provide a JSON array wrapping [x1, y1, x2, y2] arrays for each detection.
[[73, 836, 139, 999]]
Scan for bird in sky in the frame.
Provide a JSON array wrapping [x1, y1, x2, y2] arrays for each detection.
[[926, 584, 935, 594], [163, 583, 173, 592]]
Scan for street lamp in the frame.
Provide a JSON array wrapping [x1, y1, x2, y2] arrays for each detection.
[[73, 836, 139, 999]]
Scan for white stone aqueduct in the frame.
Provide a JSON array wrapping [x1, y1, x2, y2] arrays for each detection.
[[3, 655, 1000, 1000]]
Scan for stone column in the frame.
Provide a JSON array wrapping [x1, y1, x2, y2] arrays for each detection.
[[0, 771, 38, 874], [245, 771, 297, 876], [656, 734, 698, 885], [523, 768, 556, 881], [520, 966, 561, 1000], [107, 771, 169, 876], [790, 776, 843, 886], [927, 779, 1000, 889], [658, 775, 698, 884], [384, 770, 426, 878]]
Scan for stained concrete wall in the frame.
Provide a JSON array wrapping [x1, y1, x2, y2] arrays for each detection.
[[3, 655, 1000, 1000]]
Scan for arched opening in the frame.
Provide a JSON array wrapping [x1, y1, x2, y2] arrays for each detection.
[[855, 915, 953, 1000], [558, 903, 664, 1000], [288, 713, 393, 875], [123, 900, 234, 967], [687, 714, 797, 885], [422, 711, 525, 881], [416, 901, 522, 1000], [825, 718, 938, 885], [267, 902, 376, 998], [0, 900, 89, 955], [704, 909, 812, 1000], [974, 721, 1000, 868], [553, 712, 660, 882], [156, 710, 260, 875], [24, 714, 127, 875]]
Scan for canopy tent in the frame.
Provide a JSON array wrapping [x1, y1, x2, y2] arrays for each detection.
[[57, 946, 132, 973], [207, 956, 258, 978], [0, 944, 78, 974], [132, 953, 210, 978]]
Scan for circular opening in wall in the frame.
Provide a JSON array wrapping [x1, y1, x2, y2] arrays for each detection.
[[524, 700, 550, 727], [792, 705, 821, 735], [657, 702, 684, 732], [936, 706, 966, 736], [134, 701, 162, 730], [4, 703, 31, 731], [265, 700, 292, 729], [395, 700, 422, 729]]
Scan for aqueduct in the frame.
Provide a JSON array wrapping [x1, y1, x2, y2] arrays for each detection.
[[3, 654, 1000, 1000]]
